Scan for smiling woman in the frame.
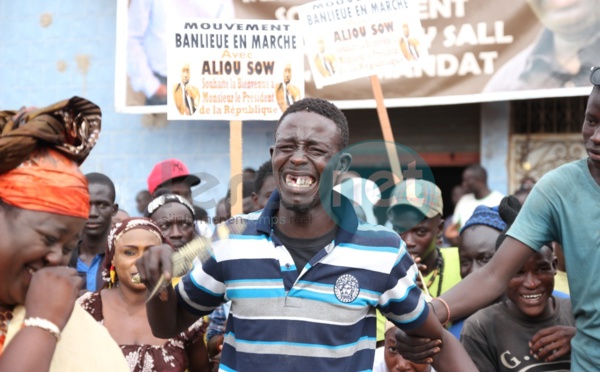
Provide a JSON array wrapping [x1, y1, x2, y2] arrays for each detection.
[[78, 217, 209, 372], [0, 97, 129, 371]]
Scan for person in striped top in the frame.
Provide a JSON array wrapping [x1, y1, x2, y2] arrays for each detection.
[[137, 98, 476, 372]]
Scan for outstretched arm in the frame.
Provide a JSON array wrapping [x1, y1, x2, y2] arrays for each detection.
[[136, 244, 199, 338], [396, 238, 535, 363], [434, 237, 535, 321]]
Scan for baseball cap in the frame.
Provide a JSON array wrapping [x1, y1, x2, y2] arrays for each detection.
[[147, 159, 200, 194], [387, 179, 443, 218]]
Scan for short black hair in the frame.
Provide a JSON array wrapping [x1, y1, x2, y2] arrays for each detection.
[[85, 172, 116, 202], [194, 205, 209, 222], [137, 190, 151, 198], [152, 187, 173, 199], [495, 195, 522, 250], [465, 164, 487, 183], [276, 97, 349, 151], [242, 180, 255, 198], [226, 180, 255, 200], [254, 160, 273, 194], [193, 205, 208, 223]]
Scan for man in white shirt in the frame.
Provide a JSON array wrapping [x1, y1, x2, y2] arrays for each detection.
[[445, 165, 503, 240]]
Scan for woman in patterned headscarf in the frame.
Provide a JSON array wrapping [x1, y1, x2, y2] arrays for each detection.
[[78, 217, 209, 372], [0, 97, 129, 371]]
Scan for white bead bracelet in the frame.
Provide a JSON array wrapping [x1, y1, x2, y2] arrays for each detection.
[[23, 317, 61, 341]]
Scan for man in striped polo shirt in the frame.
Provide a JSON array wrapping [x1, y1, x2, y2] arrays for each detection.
[[137, 98, 476, 372]]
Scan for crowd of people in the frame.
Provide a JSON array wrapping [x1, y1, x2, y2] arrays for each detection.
[[1, 69, 600, 371]]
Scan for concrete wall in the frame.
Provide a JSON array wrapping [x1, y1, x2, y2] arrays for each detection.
[[480, 101, 510, 195], [0, 0, 276, 216]]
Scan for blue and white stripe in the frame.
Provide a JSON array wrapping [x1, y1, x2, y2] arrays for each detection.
[[177, 190, 428, 371]]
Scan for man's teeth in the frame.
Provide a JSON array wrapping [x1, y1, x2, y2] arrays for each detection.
[[286, 175, 315, 188], [522, 294, 542, 300]]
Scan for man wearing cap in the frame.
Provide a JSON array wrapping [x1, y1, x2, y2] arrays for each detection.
[[147, 158, 210, 237], [444, 165, 504, 243], [387, 179, 462, 299]]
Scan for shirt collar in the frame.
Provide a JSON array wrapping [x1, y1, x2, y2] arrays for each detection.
[[256, 189, 359, 246]]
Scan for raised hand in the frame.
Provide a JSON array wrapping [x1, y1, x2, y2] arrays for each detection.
[[529, 325, 576, 361], [394, 326, 442, 364], [185, 85, 199, 101], [24, 267, 83, 330], [135, 243, 174, 299], [153, 84, 168, 100], [412, 255, 428, 289]]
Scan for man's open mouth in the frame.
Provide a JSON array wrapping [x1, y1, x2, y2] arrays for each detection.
[[285, 174, 315, 188]]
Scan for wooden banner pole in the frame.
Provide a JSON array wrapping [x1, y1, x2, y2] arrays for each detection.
[[230, 120, 243, 216], [369, 75, 403, 184]]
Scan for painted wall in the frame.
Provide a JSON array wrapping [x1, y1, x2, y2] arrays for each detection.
[[0, 0, 276, 217], [480, 101, 510, 196]]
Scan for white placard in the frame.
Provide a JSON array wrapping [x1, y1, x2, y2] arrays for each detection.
[[297, 0, 428, 89], [167, 18, 305, 120]]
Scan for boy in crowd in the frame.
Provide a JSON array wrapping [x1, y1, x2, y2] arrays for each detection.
[[461, 244, 575, 371], [374, 321, 433, 372], [251, 160, 276, 211], [387, 179, 462, 298]]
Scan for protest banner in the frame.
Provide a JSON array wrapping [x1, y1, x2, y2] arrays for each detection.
[[297, 0, 429, 181], [233, 0, 594, 108], [167, 18, 304, 120], [297, 0, 427, 89], [117, 0, 595, 109]]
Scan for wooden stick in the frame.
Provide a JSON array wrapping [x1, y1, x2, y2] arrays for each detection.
[[369, 75, 403, 185], [230, 120, 243, 216], [418, 270, 430, 298]]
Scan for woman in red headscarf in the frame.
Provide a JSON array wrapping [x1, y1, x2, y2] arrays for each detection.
[[78, 217, 210, 372], [0, 97, 129, 371]]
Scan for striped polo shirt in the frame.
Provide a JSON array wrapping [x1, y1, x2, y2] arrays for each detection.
[[176, 190, 428, 371]]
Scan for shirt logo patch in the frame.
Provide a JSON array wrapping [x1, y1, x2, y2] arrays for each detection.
[[334, 274, 360, 303]]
